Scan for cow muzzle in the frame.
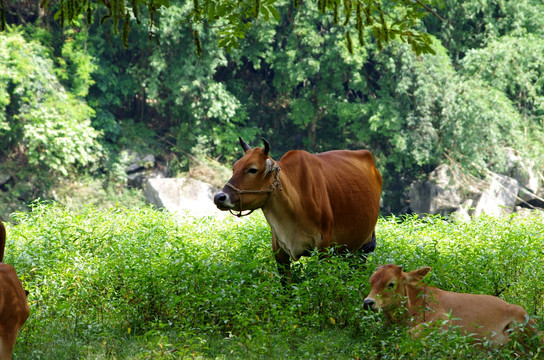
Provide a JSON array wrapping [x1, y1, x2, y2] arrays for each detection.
[[213, 190, 235, 210], [363, 298, 376, 311]]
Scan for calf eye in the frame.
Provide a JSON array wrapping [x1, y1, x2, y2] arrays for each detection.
[[247, 168, 258, 174], [387, 282, 395, 289]]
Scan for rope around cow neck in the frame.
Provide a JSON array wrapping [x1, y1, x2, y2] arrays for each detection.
[[225, 164, 282, 217]]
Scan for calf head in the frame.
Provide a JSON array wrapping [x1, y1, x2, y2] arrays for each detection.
[[214, 137, 280, 214], [363, 264, 431, 316]]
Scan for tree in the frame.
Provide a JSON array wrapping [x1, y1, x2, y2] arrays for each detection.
[[0, 28, 101, 193], [422, 0, 544, 61], [1, 0, 442, 55], [460, 34, 544, 127]]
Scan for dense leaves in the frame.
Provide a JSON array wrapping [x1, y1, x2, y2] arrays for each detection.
[[0, 29, 101, 177], [3, 0, 442, 55], [0, 0, 543, 214], [460, 34, 544, 126]]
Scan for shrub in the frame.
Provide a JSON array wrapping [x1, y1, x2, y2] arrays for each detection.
[[5, 204, 543, 359]]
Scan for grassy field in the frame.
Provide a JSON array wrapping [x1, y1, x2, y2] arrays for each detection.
[[4, 203, 544, 359]]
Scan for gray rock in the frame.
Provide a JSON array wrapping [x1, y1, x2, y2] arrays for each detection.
[[473, 173, 519, 217], [144, 177, 223, 217], [409, 165, 461, 216], [505, 149, 541, 203]]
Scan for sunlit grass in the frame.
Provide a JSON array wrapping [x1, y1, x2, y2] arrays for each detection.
[[4, 204, 544, 359]]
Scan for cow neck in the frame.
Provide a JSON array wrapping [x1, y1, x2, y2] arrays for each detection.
[[406, 283, 431, 322], [227, 164, 282, 217], [261, 163, 297, 214]]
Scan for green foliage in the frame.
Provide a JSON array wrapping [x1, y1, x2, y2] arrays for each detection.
[[342, 39, 536, 209], [437, 78, 525, 172], [0, 28, 102, 177], [140, 4, 255, 161], [2, 0, 544, 217], [6, 204, 544, 358], [460, 34, 544, 126], [423, 0, 544, 61], [20, 0, 442, 55], [55, 28, 97, 98]]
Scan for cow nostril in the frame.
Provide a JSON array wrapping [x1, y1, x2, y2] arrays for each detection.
[[214, 192, 227, 204], [363, 299, 375, 310]]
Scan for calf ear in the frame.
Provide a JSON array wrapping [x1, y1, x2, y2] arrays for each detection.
[[407, 266, 432, 283]]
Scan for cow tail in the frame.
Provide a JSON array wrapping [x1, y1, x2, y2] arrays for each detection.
[[0, 220, 5, 263]]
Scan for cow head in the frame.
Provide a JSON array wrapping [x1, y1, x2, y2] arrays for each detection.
[[363, 264, 431, 314], [214, 137, 281, 214]]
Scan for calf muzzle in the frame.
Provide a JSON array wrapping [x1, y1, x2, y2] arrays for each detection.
[[363, 298, 375, 310]]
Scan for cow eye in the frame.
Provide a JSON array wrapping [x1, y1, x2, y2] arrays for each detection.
[[387, 282, 395, 289], [247, 168, 258, 174]]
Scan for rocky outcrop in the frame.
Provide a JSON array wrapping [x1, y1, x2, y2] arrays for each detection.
[[473, 173, 519, 217], [409, 165, 461, 216], [126, 153, 167, 188], [505, 148, 541, 205], [118, 150, 229, 217], [409, 158, 543, 218]]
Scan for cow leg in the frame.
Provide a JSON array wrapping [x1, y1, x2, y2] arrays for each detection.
[[275, 248, 291, 287], [353, 231, 377, 266], [0, 333, 17, 360], [361, 231, 377, 254], [271, 237, 291, 286]]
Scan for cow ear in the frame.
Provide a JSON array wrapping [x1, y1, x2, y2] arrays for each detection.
[[262, 138, 270, 156], [239, 137, 251, 152], [407, 266, 431, 283], [265, 158, 277, 176]]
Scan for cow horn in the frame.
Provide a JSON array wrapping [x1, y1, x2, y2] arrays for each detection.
[[239, 137, 251, 152], [262, 138, 270, 155]]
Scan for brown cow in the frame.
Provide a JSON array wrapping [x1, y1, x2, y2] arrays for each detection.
[[0, 220, 29, 360], [214, 137, 382, 283], [363, 264, 542, 345]]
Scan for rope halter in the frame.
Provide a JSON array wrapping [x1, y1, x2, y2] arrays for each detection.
[[225, 164, 282, 217]]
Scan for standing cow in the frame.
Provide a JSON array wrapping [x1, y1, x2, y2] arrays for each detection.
[[214, 137, 382, 283], [0, 220, 29, 360]]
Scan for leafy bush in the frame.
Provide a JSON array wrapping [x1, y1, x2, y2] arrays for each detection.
[[4, 204, 543, 359], [0, 29, 102, 176], [461, 34, 544, 128]]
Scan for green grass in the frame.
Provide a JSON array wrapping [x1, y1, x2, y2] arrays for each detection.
[[4, 203, 544, 359]]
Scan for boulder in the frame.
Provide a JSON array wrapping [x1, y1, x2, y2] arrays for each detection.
[[127, 168, 165, 189], [0, 173, 10, 187], [473, 173, 519, 217], [144, 177, 222, 217], [125, 152, 169, 188], [409, 181, 460, 216], [451, 199, 474, 222], [505, 149, 541, 204], [409, 165, 461, 216]]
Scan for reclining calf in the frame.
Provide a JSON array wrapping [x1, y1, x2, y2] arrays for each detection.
[[363, 264, 542, 345]]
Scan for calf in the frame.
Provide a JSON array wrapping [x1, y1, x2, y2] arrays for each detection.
[[363, 264, 541, 345], [0, 220, 29, 360]]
